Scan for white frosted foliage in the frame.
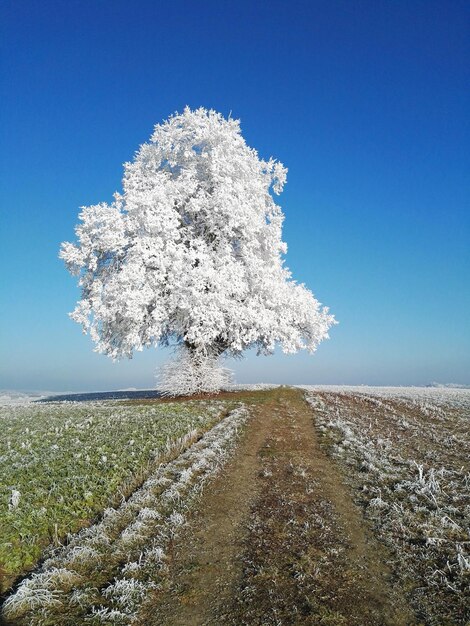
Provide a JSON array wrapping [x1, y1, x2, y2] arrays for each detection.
[[60, 107, 335, 394], [157, 347, 233, 396]]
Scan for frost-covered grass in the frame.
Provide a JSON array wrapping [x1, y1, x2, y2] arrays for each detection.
[[304, 386, 470, 624], [1, 404, 249, 625], [0, 398, 234, 592], [301, 383, 470, 412]]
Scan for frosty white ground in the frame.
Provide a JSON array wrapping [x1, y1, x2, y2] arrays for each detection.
[[302, 385, 470, 622], [0, 391, 55, 406], [300, 383, 470, 407]]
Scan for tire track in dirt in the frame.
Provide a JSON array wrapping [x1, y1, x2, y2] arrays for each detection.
[[137, 391, 278, 626], [139, 388, 413, 625]]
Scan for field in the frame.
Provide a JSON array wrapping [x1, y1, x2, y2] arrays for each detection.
[[0, 397, 237, 592], [1, 386, 469, 625], [303, 386, 470, 624]]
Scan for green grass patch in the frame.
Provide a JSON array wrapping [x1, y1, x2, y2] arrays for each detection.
[[0, 397, 234, 591]]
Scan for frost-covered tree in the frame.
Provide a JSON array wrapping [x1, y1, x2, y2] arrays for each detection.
[[60, 107, 335, 395]]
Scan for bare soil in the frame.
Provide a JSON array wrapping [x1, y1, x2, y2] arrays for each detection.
[[138, 387, 413, 625]]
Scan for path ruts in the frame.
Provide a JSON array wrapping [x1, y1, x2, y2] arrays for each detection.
[[138, 387, 413, 625]]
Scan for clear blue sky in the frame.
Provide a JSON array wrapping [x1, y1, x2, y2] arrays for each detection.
[[1, 0, 469, 391]]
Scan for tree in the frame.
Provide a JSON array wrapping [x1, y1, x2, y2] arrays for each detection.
[[60, 107, 336, 395]]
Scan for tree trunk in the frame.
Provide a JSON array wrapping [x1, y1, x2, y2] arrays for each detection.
[[158, 342, 232, 396]]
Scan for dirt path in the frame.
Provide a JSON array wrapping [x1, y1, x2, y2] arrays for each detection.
[[139, 388, 413, 625]]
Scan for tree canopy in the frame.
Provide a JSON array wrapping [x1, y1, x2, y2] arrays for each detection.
[[61, 107, 335, 391]]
